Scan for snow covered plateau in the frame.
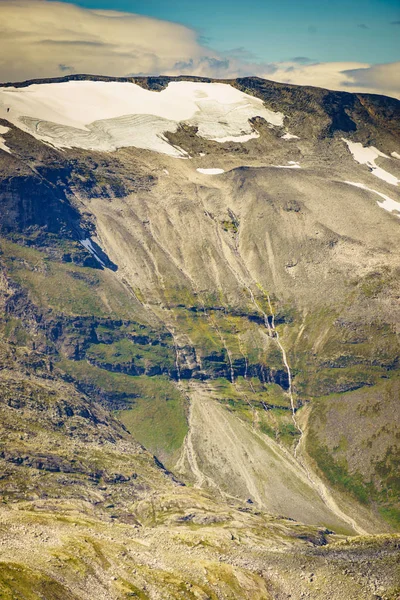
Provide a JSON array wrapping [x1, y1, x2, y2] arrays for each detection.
[[0, 80, 285, 156]]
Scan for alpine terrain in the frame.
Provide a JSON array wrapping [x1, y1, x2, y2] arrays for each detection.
[[0, 74, 399, 599]]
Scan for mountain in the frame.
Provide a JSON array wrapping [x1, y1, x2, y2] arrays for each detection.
[[0, 74, 399, 599]]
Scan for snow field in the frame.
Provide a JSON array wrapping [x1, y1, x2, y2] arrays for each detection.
[[0, 81, 285, 156], [0, 125, 11, 153], [196, 168, 225, 175], [342, 139, 399, 186]]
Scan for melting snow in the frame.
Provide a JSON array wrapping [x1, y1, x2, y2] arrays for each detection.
[[213, 133, 259, 143], [0, 81, 285, 157], [281, 132, 299, 140], [342, 139, 399, 186], [196, 168, 225, 175], [0, 125, 11, 153], [80, 238, 106, 266], [273, 161, 301, 169], [345, 181, 400, 217]]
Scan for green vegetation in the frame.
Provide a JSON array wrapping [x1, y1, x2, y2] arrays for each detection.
[[171, 307, 223, 356], [308, 431, 400, 527], [116, 382, 188, 463], [1, 317, 31, 347], [307, 433, 371, 504], [58, 360, 188, 464], [280, 303, 399, 399], [278, 422, 300, 445], [259, 421, 275, 438], [204, 378, 299, 448], [207, 378, 254, 424], [358, 267, 394, 298], [0, 562, 79, 600], [306, 378, 400, 528], [2, 232, 399, 533], [221, 220, 238, 234], [375, 447, 400, 527], [87, 338, 176, 373], [1, 239, 141, 319], [304, 364, 388, 397], [234, 377, 291, 408], [170, 303, 285, 374]]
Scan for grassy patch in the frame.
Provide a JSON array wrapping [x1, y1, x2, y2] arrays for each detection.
[[58, 360, 187, 463], [221, 220, 238, 234], [206, 378, 296, 446], [116, 380, 188, 463], [234, 377, 291, 408], [278, 422, 301, 445], [259, 421, 275, 438], [378, 506, 400, 528], [0, 562, 79, 600], [1, 239, 141, 319], [1, 317, 31, 347], [359, 268, 393, 298], [87, 338, 175, 373], [307, 433, 371, 504], [306, 378, 400, 529]]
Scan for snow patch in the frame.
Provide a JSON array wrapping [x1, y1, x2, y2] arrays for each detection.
[[392, 152, 400, 160], [281, 132, 299, 140], [342, 139, 399, 186], [80, 238, 106, 266], [196, 168, 225, 175], [0, 125, 11, 153], [0, 81, 285, 157], [345, 181, 400, 217], [213, 132, 259, 143], [273, 161, 301, 169]]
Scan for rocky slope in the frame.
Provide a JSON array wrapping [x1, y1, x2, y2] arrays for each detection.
[[0, 74, 399, 599]]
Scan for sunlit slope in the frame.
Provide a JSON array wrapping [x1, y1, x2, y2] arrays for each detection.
[[0, 75, 399, 551]]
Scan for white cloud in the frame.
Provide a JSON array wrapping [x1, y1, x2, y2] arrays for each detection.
[[268, 61, 400, 99], [0, 0, 216, 81], [340, 62, 400, 98], [0, 1, 398, 99]]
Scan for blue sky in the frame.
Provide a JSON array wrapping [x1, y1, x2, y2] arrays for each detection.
[[55, 0, 400, 64]]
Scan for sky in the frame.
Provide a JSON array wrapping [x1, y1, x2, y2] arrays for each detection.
[[0, 0, 399, 97], [55, 0, 400, 64]]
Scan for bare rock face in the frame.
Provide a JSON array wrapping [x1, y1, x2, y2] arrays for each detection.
[[0, 75, 399, 599]]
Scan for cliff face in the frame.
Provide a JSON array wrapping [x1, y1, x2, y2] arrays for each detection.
[[0, 75, 399, 600]]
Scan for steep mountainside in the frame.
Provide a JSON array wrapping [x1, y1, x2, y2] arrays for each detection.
[[0, 74, 399, 599]]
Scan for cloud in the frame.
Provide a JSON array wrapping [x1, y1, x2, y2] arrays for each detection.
[[0, 0, 215, 81], [291, 57, 316, 64], [357, 24, 369, 29], [267, 61, 400, 99], [0, 1, 398, 99], [390, 21, 400, 25], [268, 61, 368, 89], [341, 62, 400, 97], [221, 47, 258, 61]]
